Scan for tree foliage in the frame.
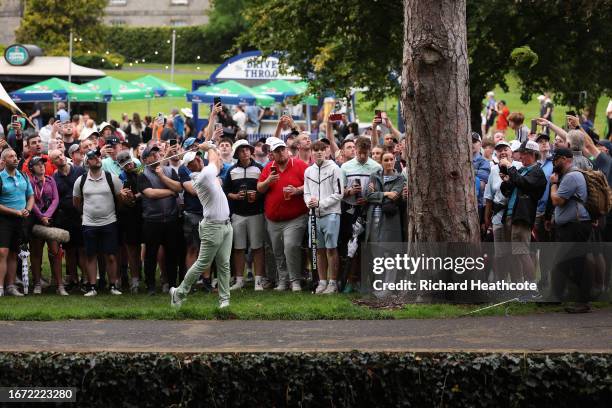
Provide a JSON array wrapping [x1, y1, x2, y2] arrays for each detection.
[[508, 0, 612, 117], [15, 0, 107, 55], [239, 0, 611, 129], [204, 0, 251, 59]]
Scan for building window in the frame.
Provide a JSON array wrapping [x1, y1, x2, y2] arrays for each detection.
[[170, 20, 188, 27], [110, 19, 126, 26], [170, 0, 189, 5], [109, 0, 127, 5]]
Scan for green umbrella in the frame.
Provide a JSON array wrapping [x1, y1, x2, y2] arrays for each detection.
[[188, 80, 274, 106], [10, 77, 103, 102], [129, 75, 187, 98], [84, 76, 152, 101], [251, 79, 301, 102]]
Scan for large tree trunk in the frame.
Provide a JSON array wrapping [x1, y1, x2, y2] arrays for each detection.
[[402, 0, 480, 243]]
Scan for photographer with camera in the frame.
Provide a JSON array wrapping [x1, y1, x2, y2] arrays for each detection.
[[499, 140, 547, 282]]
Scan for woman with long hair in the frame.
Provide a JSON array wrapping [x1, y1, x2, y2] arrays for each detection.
[[28, 156, 67, 295], [365, 151, 405, 243], [127, 113, 144, 149]]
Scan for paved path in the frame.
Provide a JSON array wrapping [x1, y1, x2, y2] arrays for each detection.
[[0, 308, 610, 353]]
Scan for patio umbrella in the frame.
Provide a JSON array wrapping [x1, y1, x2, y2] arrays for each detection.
[[129, 75, 187, 98], [83, 76, 152, 101], [186, 80, 274, 106], [10, 77, 104, 102]]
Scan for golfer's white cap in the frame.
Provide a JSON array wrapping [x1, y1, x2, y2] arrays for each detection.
[[266, 136, 286, 152]]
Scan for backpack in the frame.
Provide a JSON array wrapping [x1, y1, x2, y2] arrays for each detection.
[[79, 171, 117, 208], [571, 169, 612, 218]]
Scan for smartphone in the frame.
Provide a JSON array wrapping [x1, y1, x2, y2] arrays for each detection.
[[156, 112, 164, 125], [329, 113, 343, 122], [530, 119, 538, 134], [374, 110, 382, 119], [11, 115, 18, 125], [215, 123, 223, 131], [282, 108, 290, 116], [213, 96, 221, 106], [169, 139, 177, 146], [271, 165, 278, 174], [55, 114, 61, 121]]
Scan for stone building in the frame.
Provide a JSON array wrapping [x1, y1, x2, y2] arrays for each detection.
[[0, 0, 211, 45]]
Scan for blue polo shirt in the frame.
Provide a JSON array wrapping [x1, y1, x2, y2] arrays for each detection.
[[0, 169, 33, 211]]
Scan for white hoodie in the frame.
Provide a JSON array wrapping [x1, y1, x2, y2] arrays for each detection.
[[304, 159, 344, 217]]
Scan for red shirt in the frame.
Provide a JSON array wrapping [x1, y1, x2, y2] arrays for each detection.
[[21, 154, 57, 177], [259, 158, 308, 221], [497, 106, 510, 130]]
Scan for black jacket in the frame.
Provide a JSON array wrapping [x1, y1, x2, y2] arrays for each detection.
[[501, 164, 547, 226]]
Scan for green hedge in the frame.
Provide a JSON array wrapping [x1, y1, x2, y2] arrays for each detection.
[[72, 51, 125, 70], [102, 26, 225, 64], [0, 352, 610, 407]]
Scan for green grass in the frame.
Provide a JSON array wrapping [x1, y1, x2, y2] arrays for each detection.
[[0, 285, 604, 321]]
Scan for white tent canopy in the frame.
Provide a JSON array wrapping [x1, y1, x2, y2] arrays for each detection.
[[0, 56, 105, 77]]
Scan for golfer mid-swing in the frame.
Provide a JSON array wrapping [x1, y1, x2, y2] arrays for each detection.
[[170, 142, 232, 309]]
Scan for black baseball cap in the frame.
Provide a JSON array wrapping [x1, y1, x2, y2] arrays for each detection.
[[552, 148, 573, 160], [535, 133, 550, 143], [85, 149, 102, 160], [141, 144, 160, 159], [28, 156, 47, 171], [105, 136, 120, 146]]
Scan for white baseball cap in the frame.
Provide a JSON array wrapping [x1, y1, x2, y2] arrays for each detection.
[[182, 151, 199, 167], [510, 140, 522, 152], [79, 127, 100, 141], [520, 140, 540, 153], [181, 107, 193, 118], [266, 136, 286, 152]]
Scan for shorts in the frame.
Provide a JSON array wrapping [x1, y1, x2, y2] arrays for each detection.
[[183, 212, 203, 248], [492, 223, 511, 258], [0, 215, 26, 251], [82, 222, 119, 257], [507, 219, 532, 255], [118, 214, 142, 246], [309, 213, 340, 249], [232, 213, 264, 250]]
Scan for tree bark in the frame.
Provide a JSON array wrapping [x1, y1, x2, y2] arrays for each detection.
[[401, 0, 480, 243]]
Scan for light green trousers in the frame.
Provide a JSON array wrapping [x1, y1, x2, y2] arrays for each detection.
[[176, 221, 233, 303]]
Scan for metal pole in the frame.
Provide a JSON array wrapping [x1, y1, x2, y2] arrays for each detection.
[[170, 29, 176, 111], [68, 29, 73, 112], [170, 29, 176, 84]]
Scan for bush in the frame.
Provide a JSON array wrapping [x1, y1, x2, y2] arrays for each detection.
[[0, 352, 610, 407], [72, 52, 124, 70], [102, 26, 222, 64]]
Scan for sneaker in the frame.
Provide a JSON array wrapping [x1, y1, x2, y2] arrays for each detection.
[[261, 278, 275, 290], [291, 281, 302, 292], [230, 279, 244, 291], [130, 283, 139, 294], [219, 299, 230, 309], [7, 286, 23, 297], [162, 283, 170, 294], [33, 284, 42, 295], [110, 286, 122, 295], [56, 286, 69, 296], [254, 281, 264, 291], [15, 277, 23, 287], [315, 281, 327, 294], [274, 281, 289, 291], [84, 288, 97, 297], [169, 287, 183, 309], [0, 288, 3, 297], [322, 281, 338, 295]]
